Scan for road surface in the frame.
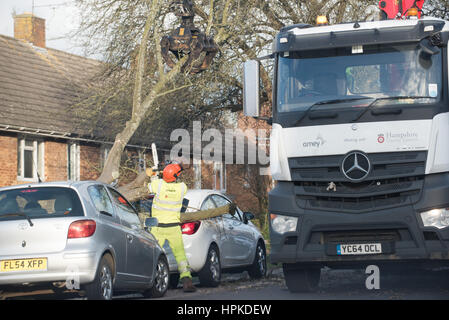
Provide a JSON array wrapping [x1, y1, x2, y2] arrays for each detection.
[[2, 267, 449, 300]]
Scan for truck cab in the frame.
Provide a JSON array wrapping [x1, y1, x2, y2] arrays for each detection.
[[243, 14, 449, 292]]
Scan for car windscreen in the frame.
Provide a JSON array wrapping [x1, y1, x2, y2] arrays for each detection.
[[0, 187, 84, 221], [276, 42, 442, 113]]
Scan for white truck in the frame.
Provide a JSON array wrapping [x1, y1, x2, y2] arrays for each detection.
[[243, 1, 449, 292]]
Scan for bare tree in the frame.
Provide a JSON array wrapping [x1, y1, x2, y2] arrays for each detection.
[[73, 0, 382, 205]]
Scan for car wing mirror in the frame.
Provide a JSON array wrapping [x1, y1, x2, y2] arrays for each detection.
[[145, 217, 158, 228], [243, 212, 255, 224]]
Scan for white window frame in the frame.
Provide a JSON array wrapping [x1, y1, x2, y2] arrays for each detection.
[[101, 144, 112, 168], [68, 142, 80, 181], [17, 137, 45, 182], [193, 157, 202, 189], [213, 161, 226, 192]]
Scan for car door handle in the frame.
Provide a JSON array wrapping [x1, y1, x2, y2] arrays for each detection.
[[126, 234, 133, 242]]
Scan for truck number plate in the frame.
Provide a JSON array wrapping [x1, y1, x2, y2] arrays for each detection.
[[337, 243, 382, 255]]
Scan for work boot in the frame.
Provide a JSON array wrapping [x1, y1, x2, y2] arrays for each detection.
[[182, 277, 197, 293]]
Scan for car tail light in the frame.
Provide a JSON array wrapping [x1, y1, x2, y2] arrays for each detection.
[[68, 220, 96, 239], [181, 221, 201, 235]]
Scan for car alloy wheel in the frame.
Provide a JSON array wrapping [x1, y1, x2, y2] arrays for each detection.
[[85, 254, 114, 300], [199, 245, 221, 287], [248, 242, 267, 279], [100, 264, 113, 300], [143, 256, 169, 298], [209, 249, 220, 282], [256, 245, 266, 275], [154, 259, 169, 294]]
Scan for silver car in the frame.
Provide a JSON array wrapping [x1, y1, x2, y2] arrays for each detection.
[[0, 181, 169, 300], [157, 190, 267, 288]]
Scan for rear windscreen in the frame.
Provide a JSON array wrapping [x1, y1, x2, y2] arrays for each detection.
[[0, 187, 84, 220]]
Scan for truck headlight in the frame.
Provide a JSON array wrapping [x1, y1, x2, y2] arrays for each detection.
[[270, 214, 298, 234], [420, 208, 449, 229]]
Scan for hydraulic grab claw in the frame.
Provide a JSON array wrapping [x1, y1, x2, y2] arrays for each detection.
[[161, 0, 218, 74]]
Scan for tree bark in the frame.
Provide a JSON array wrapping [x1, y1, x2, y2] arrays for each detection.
[[180, 204, 234, 223]]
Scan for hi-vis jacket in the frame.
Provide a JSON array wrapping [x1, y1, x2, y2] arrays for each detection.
[[148, 179, 187, 224]]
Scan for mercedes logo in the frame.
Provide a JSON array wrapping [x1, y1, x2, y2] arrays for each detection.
[[341, 151, 371, 181]]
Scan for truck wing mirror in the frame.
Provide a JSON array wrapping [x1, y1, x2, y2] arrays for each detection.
[[419, 38, 439, 56], [243, 60, 260, 118]]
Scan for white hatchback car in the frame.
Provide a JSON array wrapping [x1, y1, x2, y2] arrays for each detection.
[[160, 189, 267, 288]]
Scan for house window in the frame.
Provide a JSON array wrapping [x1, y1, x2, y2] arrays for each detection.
[[214, 161, 226, 191], [68, 142, 80, 181], [17, 137, 44, 181]]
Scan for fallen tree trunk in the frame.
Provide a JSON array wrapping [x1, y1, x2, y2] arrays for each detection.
[[180, 204, 234, 223], [138, 204, 234, 225]]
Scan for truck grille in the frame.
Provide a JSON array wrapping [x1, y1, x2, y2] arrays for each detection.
[[309, 229, 406, 245], [289, 151, 426, 212]]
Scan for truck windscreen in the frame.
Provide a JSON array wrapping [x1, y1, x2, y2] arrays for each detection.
[[276, 43, 442, 113]]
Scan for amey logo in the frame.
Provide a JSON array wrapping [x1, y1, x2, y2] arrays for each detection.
[[303, 134, 326, 148]]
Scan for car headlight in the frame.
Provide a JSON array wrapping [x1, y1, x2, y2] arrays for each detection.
[[270, 214, 298, 234], [420, 208, 449, 229]]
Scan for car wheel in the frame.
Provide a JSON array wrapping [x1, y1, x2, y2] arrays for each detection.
[[283, 264, 321, 293], [248, 242, 267, 279], [169, 273, 180, 289], [143, 255, 169, 298], [199, 245, 221, 287], [84, 254, 114, 300]]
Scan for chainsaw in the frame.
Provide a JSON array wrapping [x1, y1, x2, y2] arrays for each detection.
[[161, 0, 218, 74]]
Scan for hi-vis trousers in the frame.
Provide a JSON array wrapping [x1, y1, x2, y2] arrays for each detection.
[[151, 226, 192, 279]]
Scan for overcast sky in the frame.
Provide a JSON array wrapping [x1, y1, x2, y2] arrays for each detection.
[[0, 0, 83, 55]]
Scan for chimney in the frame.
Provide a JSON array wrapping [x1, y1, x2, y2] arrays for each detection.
[[14, 12, 46, 48]]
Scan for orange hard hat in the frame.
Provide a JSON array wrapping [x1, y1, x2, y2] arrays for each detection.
[[162, 163, 183, 183]]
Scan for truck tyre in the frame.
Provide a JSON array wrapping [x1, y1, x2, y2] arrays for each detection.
[[283, 264, 321, 293], [84, 254, 114, 300], [248, 242, 267, 279], [143, 255, 169, 298], [199, 245, 221, 287]]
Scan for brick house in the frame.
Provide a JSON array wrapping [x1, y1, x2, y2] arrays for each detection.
[[0, 13, 150, 187]]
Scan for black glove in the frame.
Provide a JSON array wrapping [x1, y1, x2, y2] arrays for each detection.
[[228, 203, 237, 216]]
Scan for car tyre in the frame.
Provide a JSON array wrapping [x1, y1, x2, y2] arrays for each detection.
[[248, 242, 267, 279], [84, 254, 114, 300], [283, 264, 321, 293], [199, 245, 221, 287], [143, 255, 169, 298], [169, 273, 180, 289]]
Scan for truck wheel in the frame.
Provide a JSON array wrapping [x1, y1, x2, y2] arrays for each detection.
[[248, 242, 267, 279], [143, 255, 169, 298], [283, 264, 321, 293], [199, 245, 221, 287], [84, 254, 114, 300]]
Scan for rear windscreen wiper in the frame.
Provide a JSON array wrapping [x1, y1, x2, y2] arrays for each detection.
[[352, 96, 437, 122], [295, 97, 371, 126], [0, 213, 34, 227]]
